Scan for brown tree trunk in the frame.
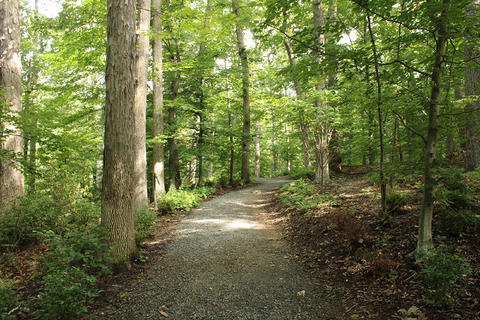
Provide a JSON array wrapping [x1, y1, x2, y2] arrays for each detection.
[[284, 38, 312, 170], [255, 120, 260, 179], [367, 13, 386, 214], [152, 0, 165, 201], [167, 39, 181, 190], [102, 0, 137, 261], [416, 0, 449, 256], [0, 0, 24, 211], [232, 0, 251, 184], [313, 0, 330, 187], [465, 0, 480, 171], [133, 0, 151, 210]]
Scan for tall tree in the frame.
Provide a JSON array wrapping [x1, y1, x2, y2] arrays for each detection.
[[152, 0, 166, 200], [465, 0, 480, 171], [102, 0, 137, 261], [133, 0, 151, 209], [232, 0, 251, 184], [0, 0, 24, 210], [312, 0, 330, 187], [416, 0, 450, 256]]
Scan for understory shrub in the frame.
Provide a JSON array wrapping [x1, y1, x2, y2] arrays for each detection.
[[278, 180, 339, 214], [34, 224, 116, 319], [0, 278, 17, 320], [434, 167, 477, 235], [160, 186, 216, 211], [135, 206, 158, 243], [385, 191, 407, 215], [420, 247, 471, 308], [289, 168, 315, 180]]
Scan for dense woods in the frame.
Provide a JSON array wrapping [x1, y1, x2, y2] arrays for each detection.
[[1, 0, 479, 318]]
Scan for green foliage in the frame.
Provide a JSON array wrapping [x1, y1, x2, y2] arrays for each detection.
[[35, 267, 98, 319], [289, 168, 315, 180], [277, 180, 340, 214], [0, 193, 66, 246], [433, 167, 478, 235], [385, 191, 407, 215], [420, 247, 471, 308], [33, 225, 115, 319], [0, 279, 18, 320], [160, 186, 216, 211], [134, 207, 158, 244], [437, 208, 479, 236]]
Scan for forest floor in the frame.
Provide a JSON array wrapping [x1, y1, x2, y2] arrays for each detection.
[[91, 177, 345, 319], [271, 167, 480, 320]]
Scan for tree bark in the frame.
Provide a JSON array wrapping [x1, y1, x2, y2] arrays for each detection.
[[367, 13, 387, 214], [465, 0, 480, 171], [313, 0, 330, 187], [133, 0, 151, 210], [152, 0, 166, 200], [0, 0, 24, 211], [255, 120, 260, 179], [416, 0, 449, 256], [167, 39, 181, 190], [232, 0, 250, 184], [102, 0, 137, 261], [284, 38, 312, 170]]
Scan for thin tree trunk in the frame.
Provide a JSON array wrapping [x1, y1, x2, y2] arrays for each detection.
[[416, 0, 449, 256], [133, 0, 151, 209], [313, 0, 330, 187], [465, 0, 480, 171], [285, 123, 291, 172], [0, 0, 24, 211], [225, 61, 235, 185], [102, 0, 137, 261], [367, 13, 386, 214], [284, 38, 312, 170], [167, 39, 181, 190], [255, 120, 260, 179], [232, 0, 250, 184], [152, 0, 165, 201]]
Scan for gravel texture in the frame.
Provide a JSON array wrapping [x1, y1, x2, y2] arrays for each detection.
[[94, 178, 344, 319]]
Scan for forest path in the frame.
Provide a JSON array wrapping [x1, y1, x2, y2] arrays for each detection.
[[94, 178, 344, 320]]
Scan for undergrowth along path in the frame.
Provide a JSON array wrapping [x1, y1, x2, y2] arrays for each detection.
[[93, 178, 344, 320]]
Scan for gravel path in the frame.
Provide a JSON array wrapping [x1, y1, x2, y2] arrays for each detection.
[[95, 178, 344, 319]]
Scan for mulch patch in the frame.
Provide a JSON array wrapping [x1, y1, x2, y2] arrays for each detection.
[[268, 170, 480, 320]]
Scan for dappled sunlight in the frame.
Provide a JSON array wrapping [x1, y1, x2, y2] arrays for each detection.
[[225, 219, 264, 230]]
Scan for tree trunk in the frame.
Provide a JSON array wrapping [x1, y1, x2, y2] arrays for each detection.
[[232, 0, 250, 184], [102, 0, 137, 261], [367, 13, 386, 214], [0, 0, 24, 211], [133, 0, 151, 210], [255, 120, 260, 179], [225, 61, 235, 185], [416, 0, 449, 256], [313, 0, 330, 187], [465, 0, 480, 171], [152, 0, 166, 201], [285, 123, 291, 172], [167, 39, 181, 190], [284, 38, 312, 170]]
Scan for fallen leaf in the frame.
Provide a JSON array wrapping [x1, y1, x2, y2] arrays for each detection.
[[297, 290, 306, 296], [159, 311, 169, 318]]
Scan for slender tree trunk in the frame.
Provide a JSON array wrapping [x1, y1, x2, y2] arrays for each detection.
[[367, 13, 386, 214], [167, 39, 181, 190], [0, 0, 24, 211], [284, 38, 312, 170], [416, 0, 449, 256], [133, 0, 151, 210], [102, 0, 137, 261], [152, 0, 165, 200], [465, 0, 480, 171], [232, 0, 250, 184], [272, 107, 278, 173], [313, 0, 330, 187], [285, 123, 291, 172], [255, 120, 260, 179], [225, 61, 235, 185]]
